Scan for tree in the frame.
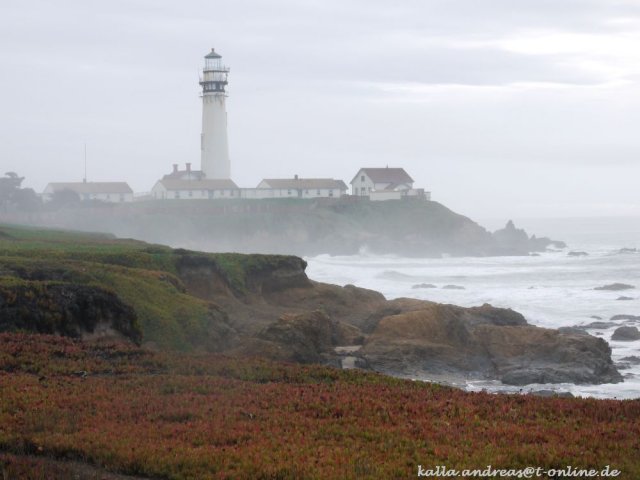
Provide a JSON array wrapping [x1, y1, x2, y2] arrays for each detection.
[[0, 172, 25, 212], [0, 172, 24, 195], [0, 172, 43, 213]]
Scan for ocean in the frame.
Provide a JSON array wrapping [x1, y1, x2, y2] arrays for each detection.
[[305, 217, 640, 399]]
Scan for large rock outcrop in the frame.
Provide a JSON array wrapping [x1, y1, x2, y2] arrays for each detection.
[[231, 310, 362, 364], [493, 220, 566, 254], [361, 302, 622, 385], [611, 326, 640, 341], [594, 283, 635, 291]]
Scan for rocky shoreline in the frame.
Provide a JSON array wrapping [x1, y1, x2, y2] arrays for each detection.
[[173, 252, 621, 387]]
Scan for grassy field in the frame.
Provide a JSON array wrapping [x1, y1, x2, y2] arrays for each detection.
[[1, 333, 640, 479], [0, 224, 296, 351]]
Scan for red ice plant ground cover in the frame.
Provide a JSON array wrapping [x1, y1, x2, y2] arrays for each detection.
[[0, 333, 639, 479]]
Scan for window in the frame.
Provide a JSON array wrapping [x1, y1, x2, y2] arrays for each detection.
[[119, 194, 124, 202], [287, 190, 291, 195], [329, 190, 334, 197], [360, 187, 366, 195], [188, 190, 193, 197], [361, 175, 365, 182], [316, 189, 321, 195], [175, 192, 180, 199]]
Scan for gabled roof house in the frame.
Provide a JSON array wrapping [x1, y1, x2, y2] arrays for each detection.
[[251, 176, 348, 199], [350, 167, 414, 197]]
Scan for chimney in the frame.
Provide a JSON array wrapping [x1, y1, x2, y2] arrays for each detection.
[[186, 163, 191, 172], [172, 164, 178, 173], [294, 174, 299, 180]]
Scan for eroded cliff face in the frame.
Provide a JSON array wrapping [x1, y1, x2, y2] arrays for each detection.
[[175, 252, 311, 299], [175, 254, 236, 300], [0, 283, 142, 344]]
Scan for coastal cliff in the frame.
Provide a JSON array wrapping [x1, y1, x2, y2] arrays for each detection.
[[3, 198, 563, 257], [0, 225, 616, 386]]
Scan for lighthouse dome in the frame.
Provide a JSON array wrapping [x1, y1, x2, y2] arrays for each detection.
[[205, 48, 222, 59]]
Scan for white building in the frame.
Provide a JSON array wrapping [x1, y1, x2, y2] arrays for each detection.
[[251, 176, 348, 199], [350, 167, 428, 201], [150, 162, 238, 199], [42, 182, 133, 203], [151, 179, 239, 200], [200, 48, 231, 180]]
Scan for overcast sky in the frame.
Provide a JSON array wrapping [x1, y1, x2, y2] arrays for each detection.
[[1, 0, 639, 220]]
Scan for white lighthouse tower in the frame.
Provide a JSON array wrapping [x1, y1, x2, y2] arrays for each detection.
[[200, 48, 231, 179]]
